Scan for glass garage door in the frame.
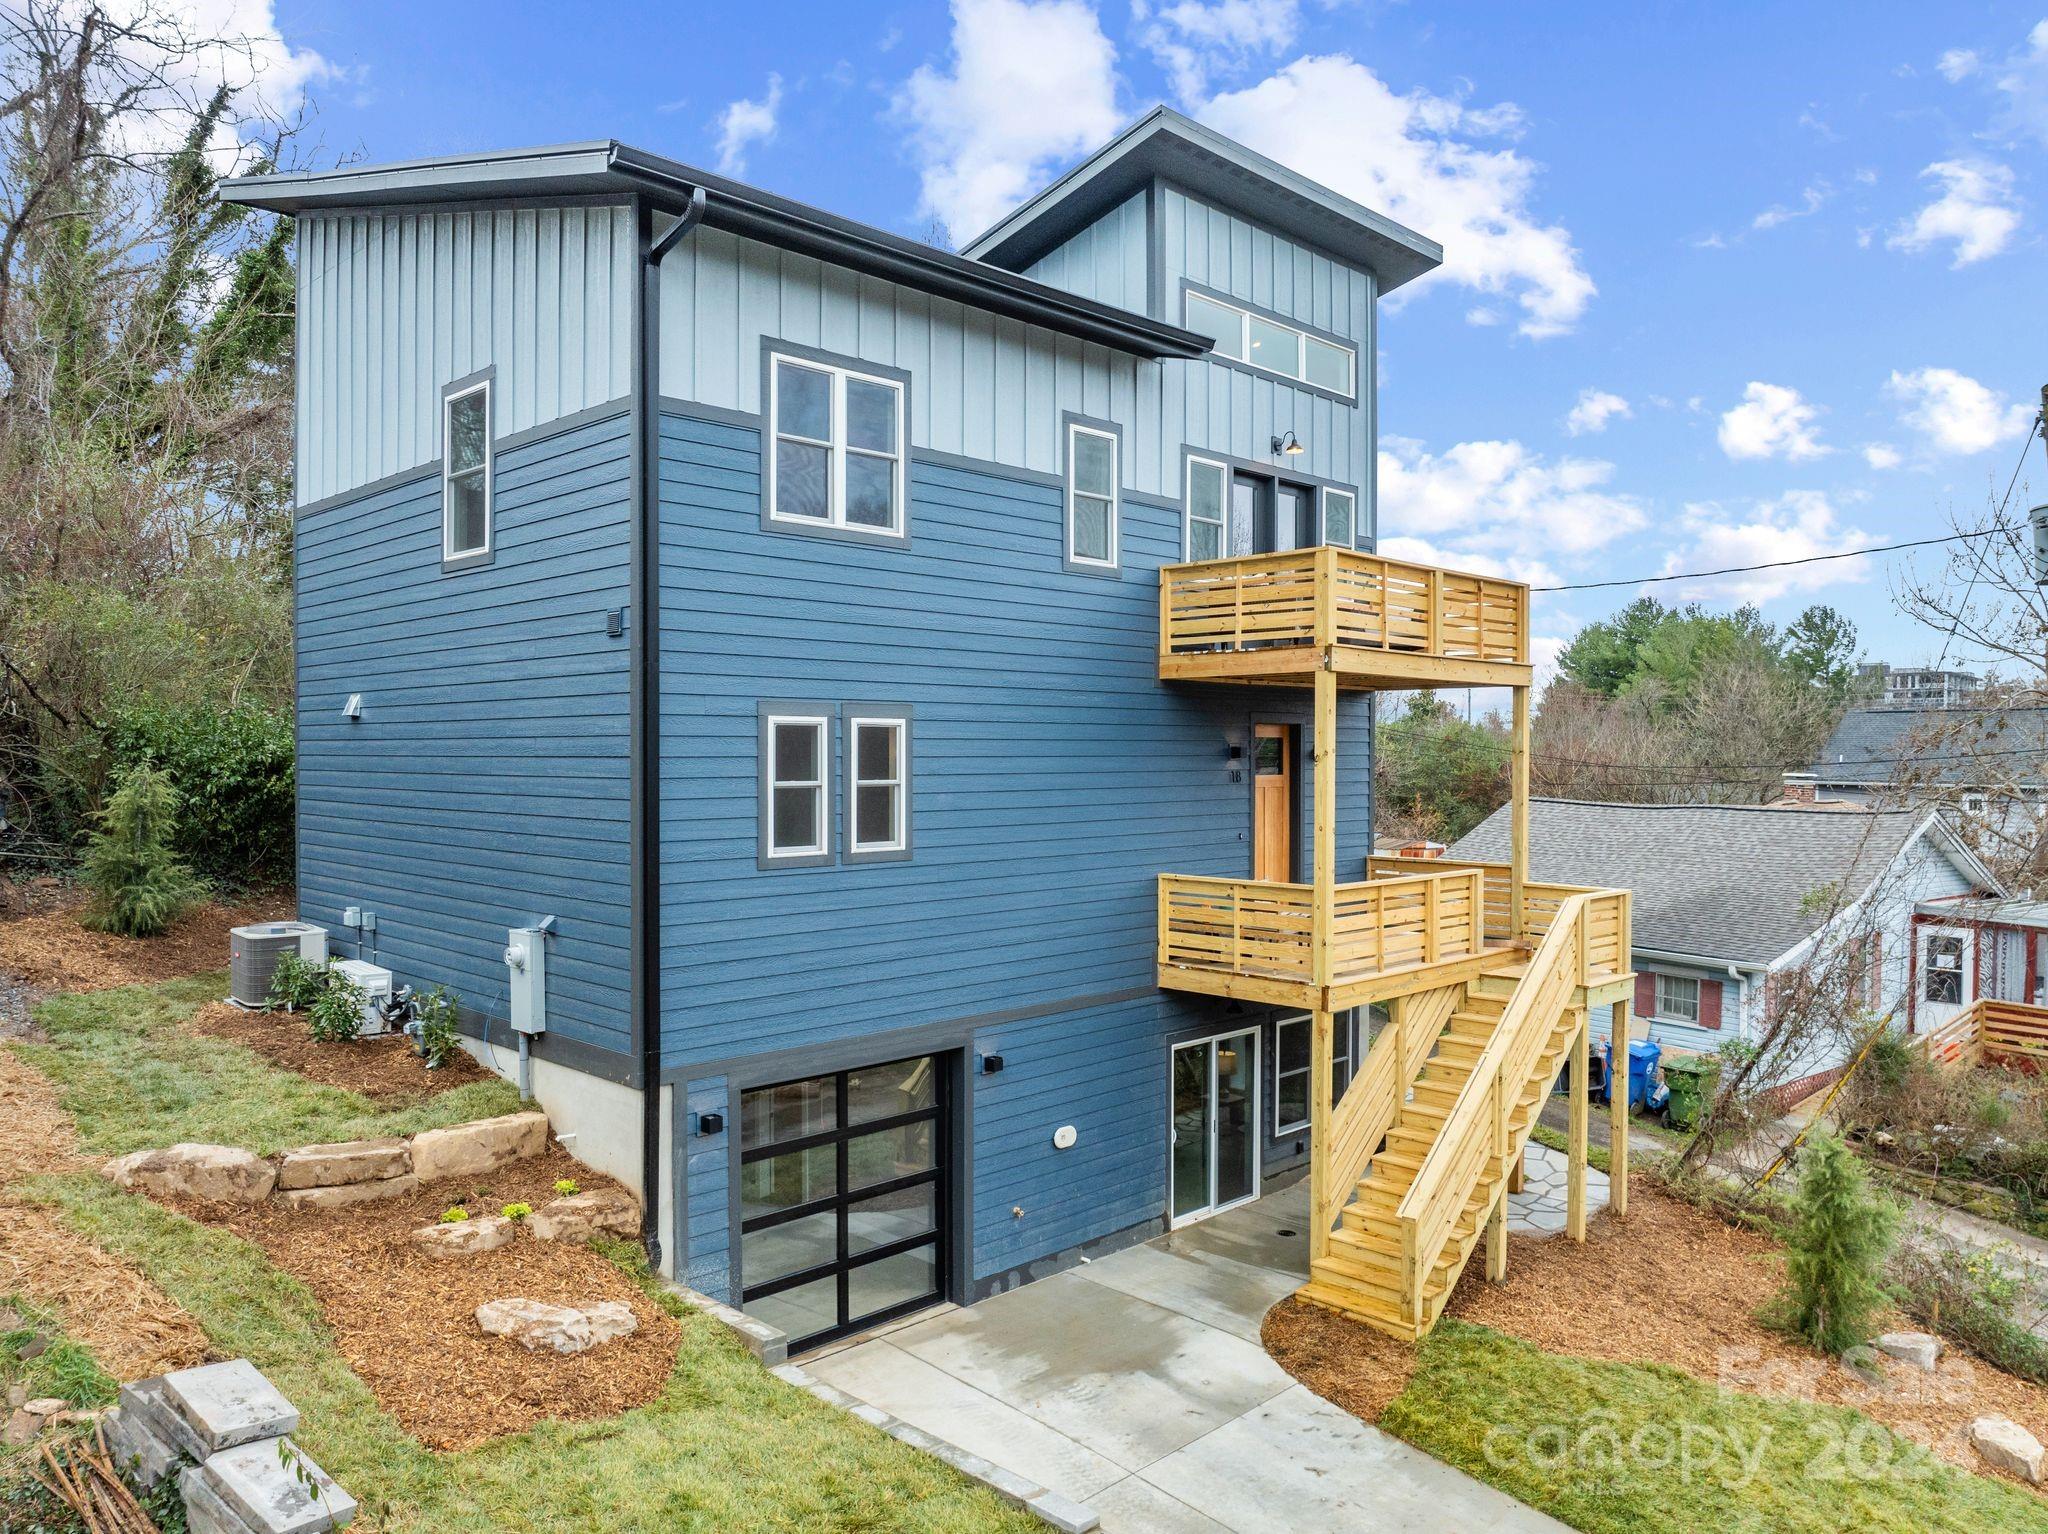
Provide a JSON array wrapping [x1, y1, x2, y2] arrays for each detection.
[[737, 1054, 948, 1350]]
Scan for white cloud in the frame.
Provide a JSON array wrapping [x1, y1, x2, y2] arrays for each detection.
[[895, 0, 1121, 242], [1199, 56, 1593, 337], [1884, 367, 2035, 456], [1752, 179, 1830, 231], [1937, 47, 1981, 82], [1377, 435, 1645, 571], [1989, 20, 2048, 147], [1564, 388, 1630, 437], [1861, 443, 1902, 470], [1717, 382, 1828, 462], [1135, 0, 1299, 100], [1377, 533, 1558, 590], [1656, 492, 1877, 603], [1887, 159, 2021, 266], [715, 74, 783, 176]]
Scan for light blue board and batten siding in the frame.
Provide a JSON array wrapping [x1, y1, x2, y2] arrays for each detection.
[[657, 223, 1369, 508], [1022, 191, 1150, 313], [656, 406, 1373, 1288], [295, 410, 634, 1059], [294, 203, 635, 506]]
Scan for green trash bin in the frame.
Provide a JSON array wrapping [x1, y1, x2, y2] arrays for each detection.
[[1663, 1054, 1720, 1131]]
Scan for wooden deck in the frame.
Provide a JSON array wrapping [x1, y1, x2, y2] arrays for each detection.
[[1159, 546, 1532, 691]]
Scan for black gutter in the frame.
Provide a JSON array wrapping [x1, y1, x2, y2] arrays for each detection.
[[632, 185, 708, 1268]]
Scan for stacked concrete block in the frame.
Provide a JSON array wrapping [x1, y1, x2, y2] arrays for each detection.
[[102, 1359, 355, 1532]]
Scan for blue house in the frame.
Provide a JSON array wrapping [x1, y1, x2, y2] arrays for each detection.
[[225, 107, 1616, 1348]]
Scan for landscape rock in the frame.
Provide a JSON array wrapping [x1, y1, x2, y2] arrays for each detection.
[[4, 1410, 34, 1445], [5, 1384, 23, 1409], [1874, 1331, 1943, 1372], [411, 1214, 515, 1258], [529, 1188, 640, 1243], [276, 1174, 420, 1212], [408, 1111, 549, 1183], [163, 1359, 300, 1454], [276, 1138, 410, 1190], [1971, 1415, 2046, 1483], [22, 1396, 67, 1418], [103, 1143, 276, 1204], [475, 1298, 639, 1355]]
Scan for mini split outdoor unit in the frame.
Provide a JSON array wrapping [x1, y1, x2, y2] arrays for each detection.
[[228, 921, 329, 1008]]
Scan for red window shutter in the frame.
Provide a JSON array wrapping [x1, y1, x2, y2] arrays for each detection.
[[1635, 971, 1656, 1017], [1700, 978, 1723, 1031]]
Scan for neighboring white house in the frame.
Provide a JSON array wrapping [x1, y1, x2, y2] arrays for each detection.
[[1452, 799, 2003, 1093]]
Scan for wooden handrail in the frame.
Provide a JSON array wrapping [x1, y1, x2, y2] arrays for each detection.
[[1317, 984, 1459, 1238]]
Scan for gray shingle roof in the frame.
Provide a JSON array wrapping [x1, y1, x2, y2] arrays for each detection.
[[1450, 799, 1946, 966], [1812, 707, 2048, 789]]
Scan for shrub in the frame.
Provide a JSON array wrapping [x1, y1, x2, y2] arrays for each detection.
[[306, 970, 367, 1044], [104, 703, 294, 888], [413, 985, 462, 1069], [1767, 1129, 1897, 1355], [440, 1206, 468, 1224], [267, 952, 328, 1011], [1893, 1236, 2048, 1385], [501, 1202, 531, 1222], [79, 766, 202, 937], [553, 1178, 580, 1196]]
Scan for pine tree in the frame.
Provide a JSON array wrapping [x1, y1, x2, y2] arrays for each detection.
[[1771, 1130, 1897, 1356], [80, 765, 200, 937]]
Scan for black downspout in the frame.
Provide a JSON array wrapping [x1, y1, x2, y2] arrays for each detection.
[[634, 185, 707, 1268]]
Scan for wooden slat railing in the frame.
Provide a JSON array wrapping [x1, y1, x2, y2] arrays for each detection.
[[1923, 998, 2048, 1068], [1161, 547, 1529, 665], [1916, 1007, 1982, 1069], [1367, 856, 1631, 976], [1317, 983, 1460, 1241]]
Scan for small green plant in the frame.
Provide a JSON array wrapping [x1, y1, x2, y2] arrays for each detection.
[[267, 952, 329, 1011], [501, 1202, 532, 1222], [1767, 1129, 1897, 1356], [414, 984, 462, 1068], [554, 1178, 581, 1196], [440, 1206, 469, 1224], [306, 970, 368, 1045], [79, 765, 202, 937]]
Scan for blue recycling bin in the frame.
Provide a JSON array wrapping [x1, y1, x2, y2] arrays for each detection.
[[1601, 1038, 1663, 1108]]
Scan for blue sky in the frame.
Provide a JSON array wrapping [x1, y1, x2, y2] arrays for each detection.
[[258, 0, 2048, 676]]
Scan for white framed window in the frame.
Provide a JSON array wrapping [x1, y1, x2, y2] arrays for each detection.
[[847, 715, 908, 856], [1182, 288, 1356, 399], [1654, 973, 1701, 1025], [1273, 1013, 1357, 1134], [767, 353, 905, 538], [1321, 487, 1357, 548], [764, 714, 829, 861], [1066, 420, 1120, 570], [1185, 455, 1228, 562], [442, 376, 493, 562]]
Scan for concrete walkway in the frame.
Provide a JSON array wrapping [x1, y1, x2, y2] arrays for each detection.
[[805, 1177, 1569, 1533]]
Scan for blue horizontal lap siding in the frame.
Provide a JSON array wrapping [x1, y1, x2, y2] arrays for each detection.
[[295, 410, 634, 1057], [684, 1077, 733, 1300], [657, 406, 1373, 1282]]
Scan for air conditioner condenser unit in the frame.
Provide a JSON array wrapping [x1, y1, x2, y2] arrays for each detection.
[[228, 922, 329, 1008]]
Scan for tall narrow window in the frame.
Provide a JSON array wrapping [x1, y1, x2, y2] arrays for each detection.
[[1275, 1013, 1359, 1134], [1322, 487, 1356, 548], [767, 352, 906, 538], [764, 715, 829, 862], [1186, 456, 1227, 562], [442, 377, 492, 562], [1066, 421, 1119, 570], [847, 715, 909, 858]]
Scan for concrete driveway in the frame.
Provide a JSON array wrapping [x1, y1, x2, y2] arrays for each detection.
[[804, 1177, 1569, 1533]]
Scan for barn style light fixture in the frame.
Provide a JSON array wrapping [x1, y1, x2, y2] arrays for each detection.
[[1271, 430, 1305, 456]]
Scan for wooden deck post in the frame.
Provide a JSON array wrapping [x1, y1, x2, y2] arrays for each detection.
[[1308, 662, 1338, 1263], [1609, 996, 1631, 1218], [1509, 684, 1531, 944], [1485, 1188, 1507, 1282], [1567, 1007, 1589, 1242]]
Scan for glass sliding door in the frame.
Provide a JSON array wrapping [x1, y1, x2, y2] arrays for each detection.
[[1169, 1029, 1261, 1226]]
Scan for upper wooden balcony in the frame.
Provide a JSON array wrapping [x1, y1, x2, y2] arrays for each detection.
[[1159, 546, 1532, 692]]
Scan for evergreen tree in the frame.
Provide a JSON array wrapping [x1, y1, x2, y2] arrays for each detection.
[[80, 765, 200, 936], [1770, 1130, 1896, 1356]]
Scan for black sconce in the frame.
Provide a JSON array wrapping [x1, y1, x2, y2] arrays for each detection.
[[1271, 430, 1305, 456], [697, 1111, 725, 1136], [1226, 739, 1245, 783], [981, 1053, 1006, 1075]]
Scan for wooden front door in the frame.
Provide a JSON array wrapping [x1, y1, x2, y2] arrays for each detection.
[[1252, 725, 1293, 881]]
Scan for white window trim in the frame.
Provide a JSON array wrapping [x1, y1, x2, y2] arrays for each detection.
[[442, 377, 493, 562], [1185, 454, 1229, 562], [1321, 486, 1358, 549], [765, 714, 830, 860], [1183, 289, 1356, 400], [847, 716, 908, 854], [766, 353, 907, 538], [1654, 972, 1701, 1026], [1066, 420, 1120, 570]]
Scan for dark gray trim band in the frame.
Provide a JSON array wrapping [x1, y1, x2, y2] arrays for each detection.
[[460, 1005, 643, 1087], [912, 445, 1063, 493], [493, 396, 631, 456], [657, 396, 763, 431]]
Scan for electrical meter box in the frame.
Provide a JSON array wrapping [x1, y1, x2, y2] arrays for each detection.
[[504, 927, 548, 1035]]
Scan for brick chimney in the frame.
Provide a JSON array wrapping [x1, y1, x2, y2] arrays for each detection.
[[1780, 772, 1818, 806]]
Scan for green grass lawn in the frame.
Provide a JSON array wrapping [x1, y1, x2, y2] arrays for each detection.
[[2, 977, 1040, 1532], [1381, 1321, 2048, 1534]]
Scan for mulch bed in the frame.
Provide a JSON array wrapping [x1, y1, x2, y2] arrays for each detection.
[[0, 897, 291, 993], [186, 1002, 492, 1103], [184, 1147, 678, 1451], [1264, 1183, 2048, 1492]]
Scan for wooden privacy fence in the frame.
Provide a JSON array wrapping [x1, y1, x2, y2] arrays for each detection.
[[1366, 855, 1631, 977], [1161, 546, 1529, 663], [1920, 999, 2048, 1069]]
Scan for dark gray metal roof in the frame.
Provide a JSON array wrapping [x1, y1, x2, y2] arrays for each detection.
[[1451, 798, 1968, 966], [962, 106, 1443, 292], [1811, 706, 2048, 789], [218, 142, 1211, 361]]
